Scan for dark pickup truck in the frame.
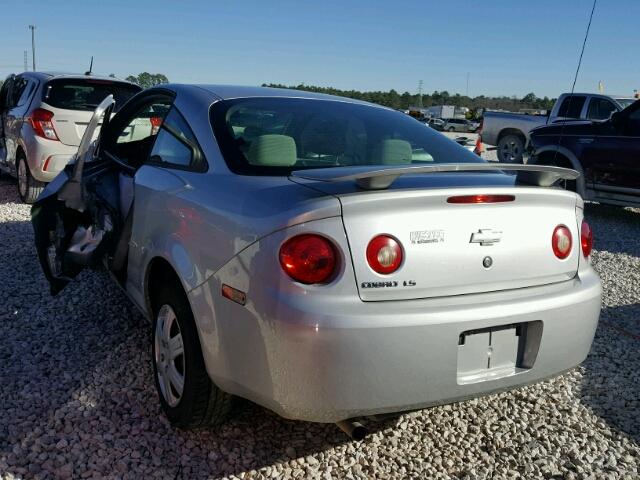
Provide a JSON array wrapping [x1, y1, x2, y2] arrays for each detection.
[[528, 99, 640, 207]]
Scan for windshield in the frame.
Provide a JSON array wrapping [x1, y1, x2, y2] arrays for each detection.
[[43, 78, 142, 112], [210, 97, 485, 175], [616, 98, 636, 109]]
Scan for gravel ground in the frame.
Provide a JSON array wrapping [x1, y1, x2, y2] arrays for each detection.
[[0, 174, 638, 479]]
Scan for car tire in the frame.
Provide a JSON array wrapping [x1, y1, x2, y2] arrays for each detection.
[[16, 153, 44, 204], [151, 281, 233, 429], [497, 134, 525, 163], [448, 127, 455, 132]]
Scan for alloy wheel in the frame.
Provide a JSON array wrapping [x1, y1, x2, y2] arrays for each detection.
[[154, 304, 185, 407], [501, 140, 521, 162]]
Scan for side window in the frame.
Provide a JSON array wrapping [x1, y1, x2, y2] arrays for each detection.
[[557, 96, 586, 119], [116, 102, 170, 145], [16, 79, 36, 107], [149, 108, 202, 168], [7, 77, 27, 109], [107, 99, 172, 168], [587, 98, 616, 120]]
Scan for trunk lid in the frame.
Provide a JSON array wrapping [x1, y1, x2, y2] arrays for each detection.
[[338, 185, 579, 301], [44, 106, 95, 146]]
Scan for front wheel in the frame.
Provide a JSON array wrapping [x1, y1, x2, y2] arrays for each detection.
[[17, 154, 44, 204], [151, 282, 233, 429], [448, 127, 455, 132], [497, 134, 525, 163]]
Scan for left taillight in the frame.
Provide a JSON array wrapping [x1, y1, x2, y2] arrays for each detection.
[[279, 234, 338, 284], [29, 108, 59, 141], [581, 220, 593, 257]]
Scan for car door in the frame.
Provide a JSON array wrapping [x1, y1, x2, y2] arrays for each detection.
[[0, 75, 15, 165], [32, 95, 118, 294], [31, 90, 176, 295], [123, 105, 207, 308], [0, 75, 22, 169], [589, 101, 640, 196]]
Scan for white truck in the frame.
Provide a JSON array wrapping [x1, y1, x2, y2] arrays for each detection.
[[481, 93, 635, 163]]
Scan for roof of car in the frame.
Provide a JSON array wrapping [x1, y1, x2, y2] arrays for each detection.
[[562, 92, 634, 100], [20, 71, 137, 85], [189, 84, 382, 107]]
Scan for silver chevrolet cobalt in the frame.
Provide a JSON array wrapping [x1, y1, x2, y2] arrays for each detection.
[[32, 85, 602, 432]]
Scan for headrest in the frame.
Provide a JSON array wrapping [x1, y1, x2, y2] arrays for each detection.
[[374, 139, 412, 165], [247, 134, 297, 166]]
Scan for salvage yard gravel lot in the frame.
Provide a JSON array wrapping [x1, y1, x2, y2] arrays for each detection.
[[0, 174, 638, 479]]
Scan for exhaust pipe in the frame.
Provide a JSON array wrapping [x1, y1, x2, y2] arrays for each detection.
[[336, 419, 368, 441]]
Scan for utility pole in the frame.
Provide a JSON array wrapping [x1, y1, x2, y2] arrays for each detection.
[[23, 50, 28, 71], [28, 25, 36, 71], [418, 80, 423, 108], [466, 72, 470, 97]]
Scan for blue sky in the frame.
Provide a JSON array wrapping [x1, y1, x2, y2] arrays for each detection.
[[1, 0, 638, 98]]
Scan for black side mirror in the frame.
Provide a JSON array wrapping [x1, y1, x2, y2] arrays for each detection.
[[610, 111, 624, 129]]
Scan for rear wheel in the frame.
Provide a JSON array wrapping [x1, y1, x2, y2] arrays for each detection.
[[497, 134, 525, 164], [151, 281, 233, 429], [17, 153, 44, 204]]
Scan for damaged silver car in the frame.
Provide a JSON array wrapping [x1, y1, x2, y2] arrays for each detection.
[[32, 85, 602, 435]]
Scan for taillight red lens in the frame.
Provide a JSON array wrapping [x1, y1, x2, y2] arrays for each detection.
[[581, 220, 593, 257], [366, 235, 403, 274], [29, 108, 59, 141], [552, 225, 573, 259], [279, 234, 337, 284], [447, 194, 515, 204], [150, 116, 163, 135]]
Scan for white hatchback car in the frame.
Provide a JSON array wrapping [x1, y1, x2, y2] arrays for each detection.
[[0, 72, 141, 202]]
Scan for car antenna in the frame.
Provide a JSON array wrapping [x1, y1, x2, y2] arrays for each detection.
[[85, 56, 93, 76], [552, 0, 597, 167]]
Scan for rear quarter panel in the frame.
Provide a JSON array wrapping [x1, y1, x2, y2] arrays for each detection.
[[126, 167, 340, 316]]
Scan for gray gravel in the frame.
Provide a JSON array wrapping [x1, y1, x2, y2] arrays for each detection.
[[0, 174, 638, 480]]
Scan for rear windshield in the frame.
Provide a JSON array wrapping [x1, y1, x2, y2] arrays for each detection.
[[43, 78, 141, 112], [210, 97, 484, 175]]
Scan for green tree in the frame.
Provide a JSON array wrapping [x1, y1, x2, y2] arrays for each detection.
[[125, 72, 169, 89], [261, 83, 556, 113]]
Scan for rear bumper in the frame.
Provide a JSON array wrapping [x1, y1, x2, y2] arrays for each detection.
[[22, 132, 76, 182], [191, 268, 601, 423]]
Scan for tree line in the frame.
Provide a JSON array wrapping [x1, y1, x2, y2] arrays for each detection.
[[0, 75, 556, 115], [263, 83, 556, 113]]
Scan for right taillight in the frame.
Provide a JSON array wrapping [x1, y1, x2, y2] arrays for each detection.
[[366, 235, 403, 274], [279, 234, 337, 284], [581, 220, 593, 257], [150, 116, 163, 135], [552, 225, 573, 259], [29, 108, 59, 141]]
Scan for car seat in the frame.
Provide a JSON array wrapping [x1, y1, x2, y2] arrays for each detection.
[[247, 134, 297, 166], [374, 139, 412, 165]]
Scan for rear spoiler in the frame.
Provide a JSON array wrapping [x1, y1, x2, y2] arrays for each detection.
[[291, 163, 580, 190]]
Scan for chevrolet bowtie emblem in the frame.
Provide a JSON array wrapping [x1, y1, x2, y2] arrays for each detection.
[[470, 229, 502, 246]]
